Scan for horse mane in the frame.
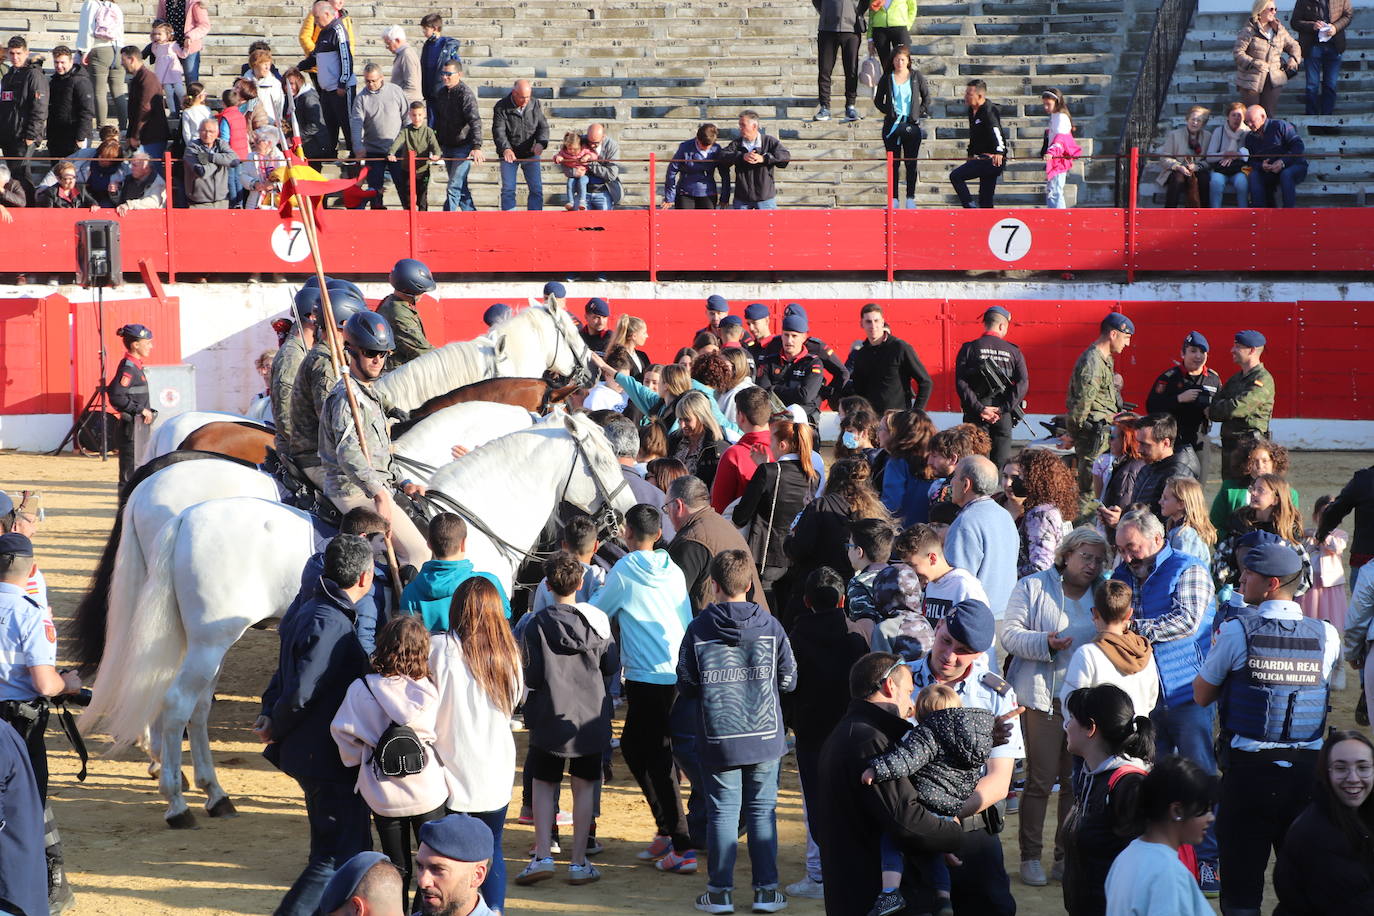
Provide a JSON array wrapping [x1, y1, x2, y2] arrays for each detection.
[[394, 376, 549, 437]]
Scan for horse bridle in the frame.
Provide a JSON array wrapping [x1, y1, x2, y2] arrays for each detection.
[[539, 302, 598, 390]]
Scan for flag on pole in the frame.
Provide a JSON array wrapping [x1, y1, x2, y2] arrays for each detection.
[[276, 169, 372, 228]]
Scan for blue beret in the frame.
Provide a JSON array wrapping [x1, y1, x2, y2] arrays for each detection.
[[1101, 313, 1135, 335], [0, 532, 32, 557], [418, 813, 494, 863], [1243, 542, 1303, 578], [542, 281, 566, 299], [585, 297, 610, 317], [318, 851, 390, 913], [1183, 331, 1209, 352], [783, 303, 807, 321], [744, 303, 770, 321], [117, 323, 153, 341], [482, 303, 512, 327], [720, 315, 743, 329], [945, 598, 996, 653], [983, 306, 1011, 323], [706, 295, 729, 313], [781, 311, 808, 333], [1235, 329, 1266, 348], [1237, 529, 1285, 553]]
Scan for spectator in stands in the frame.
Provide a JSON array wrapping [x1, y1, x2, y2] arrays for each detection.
[[1206, 101, 1250, 207], [384, 26, 422, 104], [1291, 0, 1352, 115], [284, 68, 330, 162], [874, 46, 929, 210], [121, 44, 169, 159], [154, 0, 209, 84], [1243, 104, 1307, 208], [84, 137, 127, 207], [1155, 106, 1211, 208], [949, 79, 1005, 209], [113, 149, 166, 213], [720, 110, 790, 210], [180, 82, 210, 147], [183, 117, 239, 208], [583, 123, 622, 210], [299, 0, 355, 59], [1234, 0, 1302, 115], [234, 78, 264, 130], [663, 123, 731, 209], [814, 0, 865, 123], [555, 131, 595, 210], [493, 79, 548, 211], [0, 164, 22, 209], [433, 61, 482, 212], [844, 302, 932, 413], [46, 47, 95, 160], [37, 124, 118, 188], [37, 160, 98, 208], [77, 0, 128, 131], [247, 49, 286, 125], [241, 126, 286, 209], [419, 13, 461, 116], [0, 37, 46, 200], [388, 101, 441, 210], [1041, 89, 1080, 209], [298, 0, 357, 162], [218, 89, 249, 206], [352, 63, 410, 209], [867, 0, 915, 79], [147, 21, 187, 115]]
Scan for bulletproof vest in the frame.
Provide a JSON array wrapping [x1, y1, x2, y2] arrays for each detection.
[[1221, 615, 1329, 743]]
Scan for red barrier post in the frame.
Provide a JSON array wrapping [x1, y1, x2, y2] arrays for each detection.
[[1126, 146, 1139, 285], [163, 152, 176, 283], [885, 150, 894, 283], [408, 150, 418, 258], [648, 153, 657, 284]]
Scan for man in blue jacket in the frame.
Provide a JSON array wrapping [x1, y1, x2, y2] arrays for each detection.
[[1242, 104, 1308, 208], [255, 533, 374, 916], [944, 455, 1019, 651], [400, 512, 510, 628], [677, 549, 797, 914], [287, 507, 394, 654], [663, 123, 731, 209]]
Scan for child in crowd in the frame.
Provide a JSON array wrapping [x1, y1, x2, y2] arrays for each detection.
[[387, 101, 442, 211], [895, 523, 988, 626], [180, 82, 211, 149], [148, 21, 185, 113], [846, 517, 896, 622], [868, 562, 935, 661], [1160, 476, 1217, 566], [1059, 579, 1160, 718], [1301, 494, 1350, 630], [1041, 88, 1080, 209], [218, 89, 249, 207], [861, 683, 996, 916], [517, 552, 618, 887], [583, 349, 632, 413], [554, 131, 597, 210], [528, 514, 607, 619]]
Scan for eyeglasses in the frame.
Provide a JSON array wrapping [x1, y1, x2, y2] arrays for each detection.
[[1330, 763, 1374, 778], [442, 71, 459, 78], [1073, 550, 1107, 566], [874, 659, 906, 692], [361, 348, 390, 359]]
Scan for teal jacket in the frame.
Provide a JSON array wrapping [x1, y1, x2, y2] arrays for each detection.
[[400, 558, 510, 630], [616, 372, 742, 440]]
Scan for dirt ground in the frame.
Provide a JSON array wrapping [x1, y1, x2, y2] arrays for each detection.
[[7, 448, 1369, 916]]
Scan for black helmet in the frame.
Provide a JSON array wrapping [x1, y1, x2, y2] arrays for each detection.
[[294, 286, 322, 322], [326, 277, 365, 302], [315, 286, 369, 326], [389, 258, 436, 296], [343, 311, 395, 352]]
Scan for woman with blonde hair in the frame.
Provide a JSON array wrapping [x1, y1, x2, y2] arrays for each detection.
[[668, 390, 727, 487], [606, 314, 649, 380], [1206, 101, 1251, 207], [1160, 476, 1218, 565], [1234, 0, 1301, 114], [430, 577, 525, 913], [733, 413, 819, 608]]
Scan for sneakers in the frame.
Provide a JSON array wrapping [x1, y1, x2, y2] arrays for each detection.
[[637, 834, 673, 861], [655, 849, 698, 873], [515, 856, 555, 885], [1019, 859, 1048, 887], [567, 861, 601, 885], [843, 106, 863, 122], [752, 887, 788, 913], [526, 838, 561, 856], [696, 889, 734, 914], [1006, 792, 1020, 814], [814, 107, 831, 122], [865, 890, 904, 916], [783, 876, 823, 899], [1199, 860, 1221, 898], [517, 808, 534, 825], [585, 835, 605, 856]]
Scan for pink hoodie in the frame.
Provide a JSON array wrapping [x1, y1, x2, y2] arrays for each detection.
[[330, 673, 449, 818], [1045, 132, 1082, 179]]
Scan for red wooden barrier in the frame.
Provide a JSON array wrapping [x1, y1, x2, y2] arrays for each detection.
[[70, 296, 182, 415], [0, 296, 72, 415]]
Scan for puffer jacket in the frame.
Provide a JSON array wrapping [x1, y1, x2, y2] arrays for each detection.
[[330, 673, 450, 817], [1234, 16, 1302, 94], [46, 63, 95, 148], [868, 706, 995, 817]]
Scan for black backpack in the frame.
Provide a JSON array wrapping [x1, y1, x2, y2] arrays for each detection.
[[364, 679, 429, 780]]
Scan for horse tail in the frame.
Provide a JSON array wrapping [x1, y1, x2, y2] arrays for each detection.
[[81, 512, 188, 749], [66, 495, 129, 674]]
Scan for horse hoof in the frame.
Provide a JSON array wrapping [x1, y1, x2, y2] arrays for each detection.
[[207, 797, 238, 818], [166, 809, 198, 830]]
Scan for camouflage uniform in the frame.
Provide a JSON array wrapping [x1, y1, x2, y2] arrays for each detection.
[[268, 332, 308, 458], [1208, 363, 1275, 475], [1066, 344, 1122, 496], [375, 294, 433, 371], [287, 339, 341, 487]]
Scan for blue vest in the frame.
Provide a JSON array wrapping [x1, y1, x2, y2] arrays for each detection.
[[1220, 615, 1329, 743], [1114, 545, 1206, 708]]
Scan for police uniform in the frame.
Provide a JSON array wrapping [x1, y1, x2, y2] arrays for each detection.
[[1209, 362, 1275, 475], [580, 325, 612, 354], [1145, 360, 1222, 482], [757, 349, 826, 425], [108, 337, 152, 488], [1065, 343, 1122, 497], [375, 294, 434, 370], [287, 339, 342, 490], [0, 576, 56, 800], [955, 325, 1029, 469], [761, 335, 849, 406]]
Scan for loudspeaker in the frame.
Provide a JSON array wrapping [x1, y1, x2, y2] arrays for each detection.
[[75, 219, 123, 288]]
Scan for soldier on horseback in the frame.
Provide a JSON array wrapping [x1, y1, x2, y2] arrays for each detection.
[[269, 287, 319, 461], [286, 280, 368, 491], [376, 257, 438, 370]]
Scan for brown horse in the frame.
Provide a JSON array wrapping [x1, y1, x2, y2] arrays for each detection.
[[178, 422, 275, 465]]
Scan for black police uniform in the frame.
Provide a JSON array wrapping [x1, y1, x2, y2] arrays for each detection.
[[954, 333, 1028, 468], [108, 352, 151, 488], [757, 349, 826, 425], [580, 326, 612, 354], [1145, 364, 1222, 483], [761, 334, 849, 408]]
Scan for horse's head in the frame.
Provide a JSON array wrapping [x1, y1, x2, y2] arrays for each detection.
[[560, 412, 636, 539], [528, 296, 597, 390]]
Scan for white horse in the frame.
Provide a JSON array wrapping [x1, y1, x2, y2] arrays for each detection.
[[75, 413, 634, 827], [143, 411, 265, 465]]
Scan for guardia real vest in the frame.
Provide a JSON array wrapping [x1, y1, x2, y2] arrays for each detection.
[[1220, 614, 1329, 743], [1113, 544, 1209, 708]]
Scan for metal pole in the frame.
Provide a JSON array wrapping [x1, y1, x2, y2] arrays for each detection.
[[647, 152, 657, 283], [407, 150, 419, 260], [163, 152, 176, 283], [885, 150, 895, 284]]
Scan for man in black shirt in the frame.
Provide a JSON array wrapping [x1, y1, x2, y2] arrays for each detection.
[[580, 297, 612, 353], [955, 306, 1028, 468], [108, 323, 156, 492], [949, 79, 1005, 209], [844, 302, 932, 413], [1144, 331, 1222, 483]]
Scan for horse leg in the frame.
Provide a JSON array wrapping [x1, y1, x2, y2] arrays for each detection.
[[159, 642, 229, 829], [189, 674, 236, 818]]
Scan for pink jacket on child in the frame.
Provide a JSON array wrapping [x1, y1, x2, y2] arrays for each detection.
[[330, 673, 450, 818], [1045, 132, 1082, 179]]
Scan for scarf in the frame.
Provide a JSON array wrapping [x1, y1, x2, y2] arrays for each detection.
[[1094, 631, 1152, 676]]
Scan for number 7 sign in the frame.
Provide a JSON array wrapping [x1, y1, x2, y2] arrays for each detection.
[[271, 220, 310, 263], [988, 218, 1032, 262]]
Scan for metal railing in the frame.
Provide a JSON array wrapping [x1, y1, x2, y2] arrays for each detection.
[[1114, 0, 1199, 206]]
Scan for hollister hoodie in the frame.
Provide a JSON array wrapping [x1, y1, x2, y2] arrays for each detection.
[[591, 549, 692, 685]]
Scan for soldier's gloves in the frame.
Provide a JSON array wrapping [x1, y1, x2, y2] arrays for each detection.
[[386, 406, 411, 422]]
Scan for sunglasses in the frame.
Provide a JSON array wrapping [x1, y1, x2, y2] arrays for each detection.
[[361, 348, 390, 359], [873, 659, 906, 693]]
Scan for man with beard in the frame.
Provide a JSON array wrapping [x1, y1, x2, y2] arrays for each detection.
[[413, 814, 498, 916]]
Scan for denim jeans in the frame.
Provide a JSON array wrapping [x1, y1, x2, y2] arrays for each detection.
[[442, 144, 474, 211], [1305, 43, 1342, 115], [586, 187, 613, 210], [275, 778, 373, 916], [732, 197, 777, 209], [447, 805, 508, 912], [499, 158, 543, 210], [1209, 169, 1248, 207], [364, 157, 408, 208], [1045, 172, 1067, 209], [950, 158, 1002, 208], [565, 173, 588, 207], [180, 50, 201, 84], [1248, 160, 1308, 208], [670, 696, 708, 849], [1152, 700, 1218, 863], [704, 759, 781, 892]]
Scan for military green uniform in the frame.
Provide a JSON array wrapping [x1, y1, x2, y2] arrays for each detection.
[[1208, 363, 1275, 474], [269, 333, 308, 458], [286, 339, 341, 486], [1066, 343, 1122, 497], [375, 294, 433, 371]]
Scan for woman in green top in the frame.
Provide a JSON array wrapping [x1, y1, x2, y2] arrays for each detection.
[[868, 0, 918, 77]]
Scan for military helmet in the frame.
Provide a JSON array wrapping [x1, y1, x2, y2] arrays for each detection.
[[315, 285, 369, 327], [389, 258, 436, 296], [343, 311, 395, 353]]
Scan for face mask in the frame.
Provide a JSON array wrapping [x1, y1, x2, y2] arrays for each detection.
[[841, 430, 860, 450]]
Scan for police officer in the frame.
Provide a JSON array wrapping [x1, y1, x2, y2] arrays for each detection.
[[1208, 329, 1275, 478], [376, 257, 437, 370], [697, 294, 730, 344], [1145, 331, 1222, 484], [743, 302, 772, 364], [286, 282, 370, 490], [580, 297, 612, 353], [108, 323, 156, 490], [1066, 313, 1133, 498], [955, 306, 1029, 468], [270, 287, 320, 460], [756, 306, 826, 426], [1194, 542, 1337, 916], [483, 302, 513, 328], [759, 304, 849, 408], [319, 311, 432, 569], [909, 598, 1021, 915]]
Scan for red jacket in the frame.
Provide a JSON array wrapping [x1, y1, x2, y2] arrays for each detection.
[[710, 430, 773, 512]]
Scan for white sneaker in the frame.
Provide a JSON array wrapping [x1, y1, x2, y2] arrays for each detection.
[[904, 198, 916, 209], [1019, 860, 1048, 887], [515, 856, 555, 885], [784, 876, 824, 899]]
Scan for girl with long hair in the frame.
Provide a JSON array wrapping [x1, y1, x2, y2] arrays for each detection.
[[1214, 471, 1306, 592], [715, 347, 756, 421], [733, 414, 819, 608], [429, 577, 525, 913], [879, 408, 938, 526], [1300, 494, 1351, 630], [606, 314, 650, 380], [1211, 436, 1300, 531], [1160, 476, 1218, 565], [668, 390, 728, 488], [1016, 447, 1079, 576]]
